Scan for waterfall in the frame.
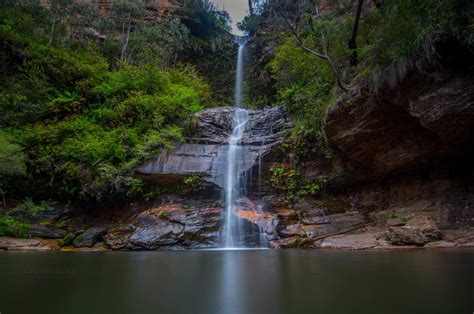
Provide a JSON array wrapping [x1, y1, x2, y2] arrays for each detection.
[[224, 109, 249, 248], [223, 38, 249, 248], [234, 38, 245, 107], [221, 37, 267, 249]]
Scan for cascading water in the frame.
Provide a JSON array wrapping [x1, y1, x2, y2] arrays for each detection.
[[223, 108, 249, 248], [234, 38, 245, 108], [222, 37, 251, 248], [222, 37, 248, 248]]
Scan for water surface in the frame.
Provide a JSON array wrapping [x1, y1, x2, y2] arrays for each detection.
[[0, 250, 473, 314]]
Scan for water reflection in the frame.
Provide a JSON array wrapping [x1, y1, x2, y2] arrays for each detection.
[[0, 250, 473, 314]]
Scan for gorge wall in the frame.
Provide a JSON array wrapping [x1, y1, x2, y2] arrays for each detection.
[[3, 68, 473, 252], [250, 67, 474, 249]]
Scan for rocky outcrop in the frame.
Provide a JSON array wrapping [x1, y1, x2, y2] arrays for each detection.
[[319, 232, 387, 250], [73, 227, 108, 248], [103, 203, 223, 250], [137, 106, 291, 188], [325, 71, 474, 176], [385, 216, 441, 246], [0, 237, 53, 251]]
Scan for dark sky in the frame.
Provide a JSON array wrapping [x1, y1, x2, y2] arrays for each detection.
[[212, 0, 249, 35]]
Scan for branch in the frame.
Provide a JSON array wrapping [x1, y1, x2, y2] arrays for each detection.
[[294, 220, 384, 248], [0, 188, 6, 212], [275, 9, 349, 92], [312, 220, 383, 243]]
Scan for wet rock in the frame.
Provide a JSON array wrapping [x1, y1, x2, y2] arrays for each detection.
[[129, 209, 184, 249], [385, 216, 441, 246], [73, 227, 108, 248], [104, 225, 134, 250], [60, 230, 84, 247], [102, 204, 224, 250], [137, 106, 291, 188], [182, 207, 222, 247], [28, 225, 66, 239]]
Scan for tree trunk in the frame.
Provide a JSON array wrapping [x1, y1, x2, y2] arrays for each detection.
[[348, 0, 364, 66], [0, 188, 6, 212], [248, 0, 254, 15], [121, 15, 131, 61], [49, 6, 58, 46]]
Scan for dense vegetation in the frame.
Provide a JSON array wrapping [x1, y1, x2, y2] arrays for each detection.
[[0, 0, 473, 232], [0, 1, 233, 213], [242, 0, 474, 160]]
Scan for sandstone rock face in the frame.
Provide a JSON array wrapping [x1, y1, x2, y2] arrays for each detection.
[[235, 199, 369, 249], [137, 106, 291, 188], [104, 204, 223, 250], [320, 232, 387, 250], [325, 71, 474, 175], [385, 216, 441, 246], [0, 237, 52, 251]]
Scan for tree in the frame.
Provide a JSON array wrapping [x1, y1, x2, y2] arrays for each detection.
[[109, 1, 146, 61], [348, 0, 364, 66], [273, 1, 349, 92], [47, 0, 73, 46], [0, 132, 27, 211]]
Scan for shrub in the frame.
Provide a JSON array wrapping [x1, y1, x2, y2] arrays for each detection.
[[0, 216, 28, 238]]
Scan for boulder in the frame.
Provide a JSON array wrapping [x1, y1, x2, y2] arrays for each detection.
[[104, 226, 134, 250], [73, 227, 108, 248], [128, 208, 184, 249], [385, 215, 441, 246], [182, 207, 222, 247], [103, 204, 224, 250]]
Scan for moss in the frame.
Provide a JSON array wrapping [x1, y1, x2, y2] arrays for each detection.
[[388, 212, 398, 219], [60, 229, 85, 247], [399, 216, 409, 223]]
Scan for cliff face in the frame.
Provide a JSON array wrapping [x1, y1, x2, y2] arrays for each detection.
[[137, 106, 292, 189], [241, 67, 474, 249], [325, 70, 474, 176], [4, 68, 473, 251]]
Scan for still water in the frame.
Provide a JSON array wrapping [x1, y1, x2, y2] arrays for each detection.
[[0, 249, 473, 314]]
